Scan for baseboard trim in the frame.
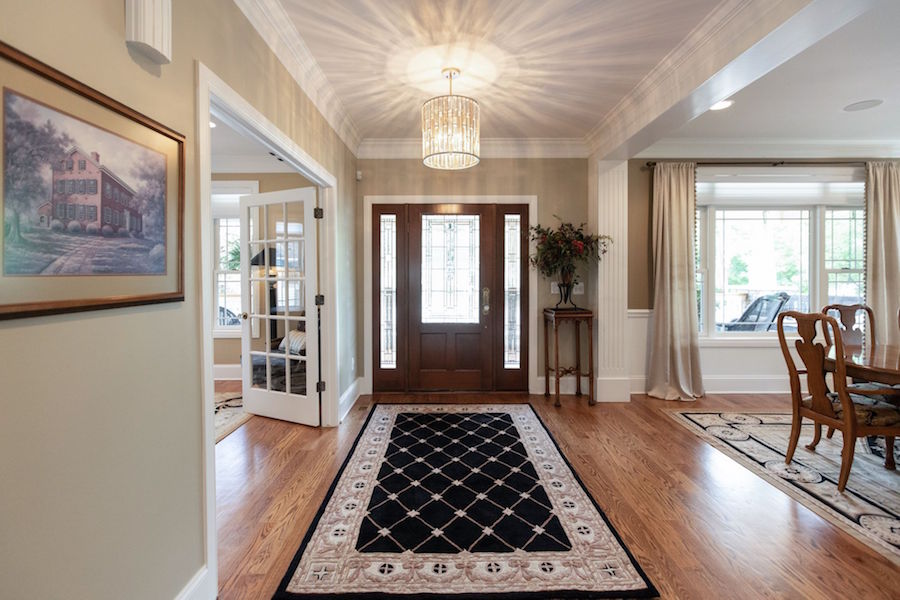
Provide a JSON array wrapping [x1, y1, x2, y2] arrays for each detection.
[[535, 376, 591, 396], [594, 376, 631, 402], [174, 566, 212, 600], [339, 377, 361, 423], [213, 364, 241, 380]]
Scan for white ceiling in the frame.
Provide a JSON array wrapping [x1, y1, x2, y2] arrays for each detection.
[[640, 0, 900, 156], [281, 0, 722, 140], [210, 116, 296, 173]]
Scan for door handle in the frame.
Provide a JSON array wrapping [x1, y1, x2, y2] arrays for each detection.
[[241, 312, 249, 320], [482, 287, 490, 315]]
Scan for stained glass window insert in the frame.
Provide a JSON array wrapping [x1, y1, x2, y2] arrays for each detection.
[[421, 214, 480, 324], [504, 215, 521, 368]]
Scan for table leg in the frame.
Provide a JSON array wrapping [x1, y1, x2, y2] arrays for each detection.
[[554, 321, 561, 407], [588, 317, 595, 406], [543, 317, 549, 397], [575, 320, 582, 396]]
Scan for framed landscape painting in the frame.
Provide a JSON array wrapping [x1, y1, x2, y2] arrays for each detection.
[[0, 41, 184, 320]]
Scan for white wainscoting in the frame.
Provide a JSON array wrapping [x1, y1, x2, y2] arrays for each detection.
[[628, 309, 798, 394]]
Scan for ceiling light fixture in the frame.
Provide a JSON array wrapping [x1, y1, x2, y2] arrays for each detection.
[[843, 99, 883, 112], [709, 99, 734, 111], [422, 67, 480, 170]]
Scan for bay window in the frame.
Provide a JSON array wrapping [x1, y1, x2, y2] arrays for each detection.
[[694, 166, 865, 336]]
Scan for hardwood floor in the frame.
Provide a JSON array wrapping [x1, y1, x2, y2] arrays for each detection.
[[216, 393, 900, 599]]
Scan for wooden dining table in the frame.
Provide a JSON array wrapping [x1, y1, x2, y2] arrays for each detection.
[[825, 344, 900, 386]]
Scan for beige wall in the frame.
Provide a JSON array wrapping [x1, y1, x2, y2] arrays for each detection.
[[628, 159, 654, 309], [0, 2, 358, 598], [211, 172, 315, 368], [358, 158, 590, 378]]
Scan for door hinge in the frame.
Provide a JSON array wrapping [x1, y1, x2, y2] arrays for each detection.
[[315, 294, 325, 306], [314, 207, 324, 219], [316, 381, 326, 392]]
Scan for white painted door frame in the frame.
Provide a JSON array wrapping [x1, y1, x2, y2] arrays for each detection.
[[195, 62, 340, 599], [362, 195, 539, 395]]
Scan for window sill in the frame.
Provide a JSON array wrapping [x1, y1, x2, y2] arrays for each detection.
[[698, 336, 795, 348], [213, 329, 241, 339]]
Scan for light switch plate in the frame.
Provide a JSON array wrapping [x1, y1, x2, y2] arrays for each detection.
[[550, 281, 584, 295]]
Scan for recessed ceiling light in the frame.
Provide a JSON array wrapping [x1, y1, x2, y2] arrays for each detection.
[[709, 99, 734, 111], [209, 121, 217, 128], [843, 99, 883, 112]]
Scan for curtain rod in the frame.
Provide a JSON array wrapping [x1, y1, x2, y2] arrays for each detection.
[[645, 160, 867, 168]]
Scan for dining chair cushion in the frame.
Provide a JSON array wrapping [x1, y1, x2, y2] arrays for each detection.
[[809, 393, 900, 427]]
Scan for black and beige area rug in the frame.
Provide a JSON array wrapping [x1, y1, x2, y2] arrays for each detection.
[[215, 391, 251, 443], [275, 404, 657, 599], [671, 411, 900, 565]]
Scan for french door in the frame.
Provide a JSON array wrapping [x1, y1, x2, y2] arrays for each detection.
[[240, 187, 320, 426], [373, 203, 528, 392]]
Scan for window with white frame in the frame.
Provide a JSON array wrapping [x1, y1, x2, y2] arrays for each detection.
[[211, 181, 258, 335], [694, 166, 865, 335]]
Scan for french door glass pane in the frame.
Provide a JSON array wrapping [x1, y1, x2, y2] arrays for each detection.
[[380, 214, 397, 368], [421, 214, 480, 324], [714, 209, 809, 332], [504, 215, 521, 368]]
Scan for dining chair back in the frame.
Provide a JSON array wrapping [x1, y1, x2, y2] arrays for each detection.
[[822, 303, 875, 348]]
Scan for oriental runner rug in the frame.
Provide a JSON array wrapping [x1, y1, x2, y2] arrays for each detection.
[[275, 404, 657, 599], [671, 411, 900, 565]]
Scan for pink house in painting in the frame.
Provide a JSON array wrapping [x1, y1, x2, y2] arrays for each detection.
[[39, 146, 143, 234]]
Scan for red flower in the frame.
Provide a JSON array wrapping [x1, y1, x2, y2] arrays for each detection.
[[573, 240, 584, 254]]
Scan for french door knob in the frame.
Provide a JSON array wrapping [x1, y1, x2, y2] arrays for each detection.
[[241, 312, 249, 320], [482, 287, 490, 314]]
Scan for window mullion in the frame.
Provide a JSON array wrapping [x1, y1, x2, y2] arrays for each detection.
[[705, 206, 715, 336], [812, 206, 826, 312]]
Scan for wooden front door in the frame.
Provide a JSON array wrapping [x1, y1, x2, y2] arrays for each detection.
[[373, 203, 528, 392]]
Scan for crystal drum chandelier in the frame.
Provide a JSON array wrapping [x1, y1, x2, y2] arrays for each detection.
[[422, 67, 480, 170]]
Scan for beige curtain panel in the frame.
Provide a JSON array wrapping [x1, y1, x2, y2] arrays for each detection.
[[866, 161, 900, 346], [647, 162, 704, 400]]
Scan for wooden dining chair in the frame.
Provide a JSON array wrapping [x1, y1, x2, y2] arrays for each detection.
[[822, 303, 875, 348], [777, 311, 900, 491], [821, 303, 899, 439]]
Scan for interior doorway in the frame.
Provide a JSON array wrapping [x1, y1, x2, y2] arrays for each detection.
[[197, 63, 341, 597], [372, 203, 529, 392]]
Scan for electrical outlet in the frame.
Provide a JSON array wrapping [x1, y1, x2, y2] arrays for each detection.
[[550, 281, 585, 295]]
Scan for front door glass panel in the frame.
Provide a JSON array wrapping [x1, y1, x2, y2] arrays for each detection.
[[421, 214, 480, 324]]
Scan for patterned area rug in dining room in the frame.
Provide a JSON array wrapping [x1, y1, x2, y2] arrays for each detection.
[[671, 411, 900, 565], [274, 404, 657, 599]]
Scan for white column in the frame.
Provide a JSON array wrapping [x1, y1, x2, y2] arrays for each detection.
[[592, 160, 630, 402]]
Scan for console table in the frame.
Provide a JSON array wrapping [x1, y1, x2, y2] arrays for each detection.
[[543, 308, 594, 407]]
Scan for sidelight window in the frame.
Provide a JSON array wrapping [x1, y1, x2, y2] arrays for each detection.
[[504, 214, 521, 368], [379, 214, 397, 368]]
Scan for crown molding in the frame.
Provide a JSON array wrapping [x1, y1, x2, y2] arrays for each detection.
[[583, 0, 873, 159], [585, 0, 791, 155], [211, 153, 298, 174], [233, 0, 362, 153], [636, 137, 900, 159], [357, 138, 589, 160]]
